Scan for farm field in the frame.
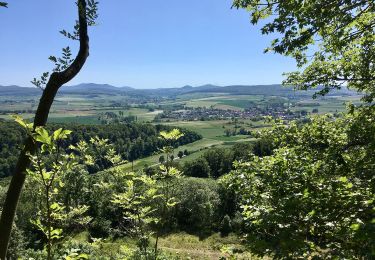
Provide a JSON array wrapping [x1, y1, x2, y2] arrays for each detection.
[[1, 90, 359, 173], [292, 95, 362, 113], [0, 91, 361, 122], [0, 89, 361, 173], [183, 95, 268, 110]]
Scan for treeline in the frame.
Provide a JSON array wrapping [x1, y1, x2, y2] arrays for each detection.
[[0, 121, 201, 177]]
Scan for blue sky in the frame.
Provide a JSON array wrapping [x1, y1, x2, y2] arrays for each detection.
[[0, 0, 295, 89]]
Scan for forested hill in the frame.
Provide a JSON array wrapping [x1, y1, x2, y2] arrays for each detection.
[[0, 121, 201, 178]]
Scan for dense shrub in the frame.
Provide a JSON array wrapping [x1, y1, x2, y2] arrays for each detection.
[[219, 215, 232, 237]]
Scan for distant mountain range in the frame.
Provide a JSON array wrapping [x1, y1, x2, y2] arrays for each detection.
[[60, 83, 134, 94], [0, 83, 358, 97]]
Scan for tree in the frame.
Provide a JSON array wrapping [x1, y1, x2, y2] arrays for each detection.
[[158, 128, 184, 171], [183, 158, 210, 178], [0, 1, 98, 257], [223, 110, 375, 258], [174, 178, 221, 236], [232, 142, 253, 160], [227, 1, 375, 258], [203, 148, 234, 179], [17, 121, 90, 260], [233, 0, 375, 101], [224, 128, 232, 137], [153, 129, 184, 257], [112, 172, 160, 257]]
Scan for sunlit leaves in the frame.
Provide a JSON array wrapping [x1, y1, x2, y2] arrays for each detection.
[[52, 128, 72, 141], [12, 115, 33, 131], [234, 0, 375, 101], [224, 106, 375, 258], [159, 128, 184, 141], [34, 127, 52, 145], [22, 124, 94, 258], [111, 129, 184, 255], [111, 171, 160, 251]]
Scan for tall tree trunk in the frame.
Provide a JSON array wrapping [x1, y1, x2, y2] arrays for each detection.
[[0, 1, 90, 258]]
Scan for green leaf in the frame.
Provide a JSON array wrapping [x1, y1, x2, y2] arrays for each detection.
[[350, 223, 360, 231], [77, 253, 89, 259], [48, 56, 57, 63], [338, 176, 348, 183], [50, 202, 60, 210], [53, 128, 63, 140], [42, 171, 51, 180], [34, 127, 52, 145], [12, 115, 33, 131]]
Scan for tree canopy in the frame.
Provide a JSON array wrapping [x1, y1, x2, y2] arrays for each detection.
[[233, 0, 375, 100], [223, 106, 375, 258]]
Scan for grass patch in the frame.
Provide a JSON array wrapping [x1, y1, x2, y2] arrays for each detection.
[[68, 232, 260, 260]]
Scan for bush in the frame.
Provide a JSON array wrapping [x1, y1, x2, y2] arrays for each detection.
[[219, 215, 232, 237]]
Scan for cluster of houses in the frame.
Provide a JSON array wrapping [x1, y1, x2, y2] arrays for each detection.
[[154, 106, 304, 122]]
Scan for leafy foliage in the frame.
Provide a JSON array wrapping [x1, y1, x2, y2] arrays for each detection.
[[112, 172, 160, 255], [13, 118, 91, 259], [223, 107, 375, 258], [111, 129, 184, 258], [233, 0, 375, 101], [174, 178, 221, 236]]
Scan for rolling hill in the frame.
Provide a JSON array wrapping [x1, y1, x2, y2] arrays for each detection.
[[0, 83, 358, 98]]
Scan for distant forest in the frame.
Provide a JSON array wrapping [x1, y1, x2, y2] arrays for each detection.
[[0, 121, 201, 178]]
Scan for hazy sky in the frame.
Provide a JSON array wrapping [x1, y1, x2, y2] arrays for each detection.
[[0, 0, 296, 89]]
